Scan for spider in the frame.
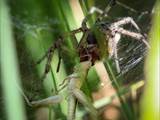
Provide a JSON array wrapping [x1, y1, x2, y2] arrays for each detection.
[[97, 16, 150, 72], [35, 0, 150, 81]]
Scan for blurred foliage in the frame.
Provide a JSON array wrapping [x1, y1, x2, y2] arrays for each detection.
[[0, 0, 26, 120], [140, 1, 160, 120]]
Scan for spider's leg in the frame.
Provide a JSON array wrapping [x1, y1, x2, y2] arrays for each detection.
[[116, 1, 138, 13], [81, 6, 105, 31], [108, 32, 121, 73], [108, 36, 115, 58], [116, 27, 150, 48], [41, 34, 78, 80], [64, 28, 82, 47], [78, 29, 90, 48], [83, 0, 116, 24], [71, 34, 79, 47], [70, 28, 82, 35], [108, 29, 121, 57], [112, 17, 140, 31], [101, 0, 116, 17], [89, 6, 103, 15], [40, 37, 63, 81], [34, 52, 47, 65], [40, 48, 55, 81], [114, 40, 121, 73], [62, 28, 83, 49], [34, 44, 55, 66], [56, 50, 62, 72], [79, 0, 116, 49], [70, 28, 83, 48], [57, 28, 84, 73]]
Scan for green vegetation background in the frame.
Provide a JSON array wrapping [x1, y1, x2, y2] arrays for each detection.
[[0, 0, 159, 120]]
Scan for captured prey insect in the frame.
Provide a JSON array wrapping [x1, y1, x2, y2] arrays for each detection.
[[58, 60, 98, 120], [20, 59, 98, 120], [21, 0, 150, 120]]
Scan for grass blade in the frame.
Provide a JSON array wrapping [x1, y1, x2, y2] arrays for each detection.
[[0, 0, 26, 120], [140, 1, 160, 120]]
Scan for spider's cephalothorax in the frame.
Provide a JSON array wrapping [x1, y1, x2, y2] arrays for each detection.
[[79, 32, 100, 64]]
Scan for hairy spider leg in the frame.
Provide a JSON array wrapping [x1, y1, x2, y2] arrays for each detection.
[[77, 14, 90, 48], [35, 28, 83, 81], [55, 28, 86, 73], [111, 17, 140, 31], [115, 0, 138, 13], [77, 29, 90, 49], [77, 0, 116, 50], [56, 50, 62, 72], [34, 43, 55, 66], [111, 17, 150, 48], [116, 27, 150, 48], [87, 0, 120, 73], [90, 0, 141, 22], [107, 29, 121, 73], [78, 0, 116, 48], [81, 0, 116, 28], [40, 39, 59, 81], [107, 17, 150, 73], [98, 0, 116, 20]]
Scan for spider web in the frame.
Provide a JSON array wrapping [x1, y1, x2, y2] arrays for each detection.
[[100, 0, 154, 83]]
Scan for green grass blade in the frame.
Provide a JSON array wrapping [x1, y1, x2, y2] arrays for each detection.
[[0, 0, 26, 120], [105, 60, 136, 120], [140, 1, 160, 120], [79, 0, 95, 26]]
